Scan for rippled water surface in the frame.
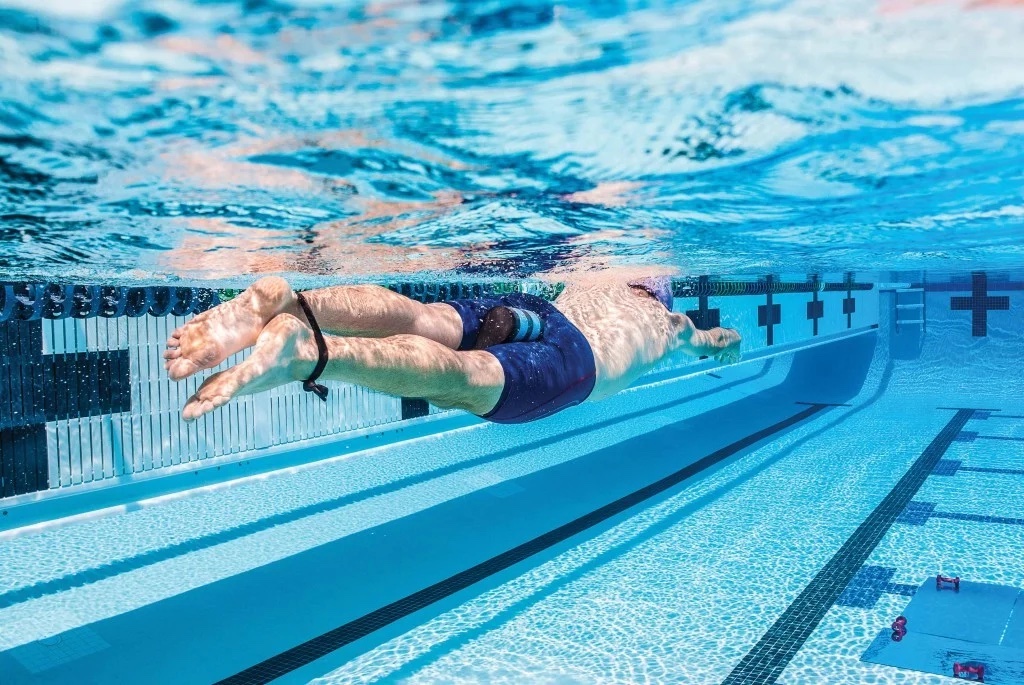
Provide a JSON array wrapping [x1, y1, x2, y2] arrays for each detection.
[[1, 0, 1023, 284]]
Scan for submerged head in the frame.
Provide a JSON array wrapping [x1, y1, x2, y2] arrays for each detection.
[[627, 275, 674, 312]]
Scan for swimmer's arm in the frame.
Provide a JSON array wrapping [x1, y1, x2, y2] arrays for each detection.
[[674, 314, 742, 362]]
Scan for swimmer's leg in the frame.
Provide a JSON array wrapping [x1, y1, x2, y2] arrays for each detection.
[[181, 313, 503, 421], [288, 284, 463, 346], [165, 277, 464, 381]]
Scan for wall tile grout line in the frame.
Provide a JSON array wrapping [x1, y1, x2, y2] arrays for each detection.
[[215, 404, 831, 685], [720, 408, 976, 685]]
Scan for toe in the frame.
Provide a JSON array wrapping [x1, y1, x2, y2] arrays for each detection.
[[183, 374, 234, 420], [183, 397, 219, 422], [163, 348, 181, 360], [167, 357, 201, 381], [181, 361, 258, 419]]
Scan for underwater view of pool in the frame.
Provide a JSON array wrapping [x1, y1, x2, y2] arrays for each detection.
[[1, 0, 1023, 683]]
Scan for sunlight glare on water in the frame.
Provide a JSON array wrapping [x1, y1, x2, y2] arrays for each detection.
[[1, 0, 1023, 285]]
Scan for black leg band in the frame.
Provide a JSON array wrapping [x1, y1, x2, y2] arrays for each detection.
[[295, 291, 329, 401]]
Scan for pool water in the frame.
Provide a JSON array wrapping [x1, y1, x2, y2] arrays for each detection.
[[2, 0, 1024, 683], [2, 0, 1024, 282]]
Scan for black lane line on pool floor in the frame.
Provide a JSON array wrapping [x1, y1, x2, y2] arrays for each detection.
[[721, 408, 976, 685], [217, 403, 831, 685]]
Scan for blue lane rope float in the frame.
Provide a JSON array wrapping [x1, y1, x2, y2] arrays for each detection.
[[0, 278, 873, 324], [0, 283, 220, 323]]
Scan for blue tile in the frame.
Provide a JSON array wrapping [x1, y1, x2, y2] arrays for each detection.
[[898, 501, 937, 526], [849, 565, 897, 585], [883, 583, 919, 597], [722, 410, 975, 685], [684, 307, 720, 331], [220, 404, 834, 685], [758, 298, 781, 345], [837, 566, 920, 608], [961, 466, 1024, 476], [758, 303, 781, 326], [837, 588, 884, 608], [931, 511, 1024, 526], [932, 459, 962, 476], [806, 300, 824, 320]]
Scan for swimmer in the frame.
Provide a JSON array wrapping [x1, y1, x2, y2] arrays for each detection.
[[164, 275, 742, 423]]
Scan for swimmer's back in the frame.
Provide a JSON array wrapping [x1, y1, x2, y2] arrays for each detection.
[[553, 281, 678, 400]]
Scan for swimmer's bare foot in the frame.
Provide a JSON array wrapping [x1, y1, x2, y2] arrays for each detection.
[[164, 276, 296, 381], [182, 313, 317, 421]]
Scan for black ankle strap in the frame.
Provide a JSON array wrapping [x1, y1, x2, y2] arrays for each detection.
[[295, 292, 329, 402]]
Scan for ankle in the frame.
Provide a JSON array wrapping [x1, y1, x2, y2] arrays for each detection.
[[251, 276, 295, 320]]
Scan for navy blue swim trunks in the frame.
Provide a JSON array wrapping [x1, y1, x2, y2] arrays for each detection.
[[445, 293, 596, 424]]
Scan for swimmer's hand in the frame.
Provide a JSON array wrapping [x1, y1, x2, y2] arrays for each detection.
[[714, 328, 742, 365]]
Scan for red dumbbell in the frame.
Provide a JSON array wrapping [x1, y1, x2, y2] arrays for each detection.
[[937, 574, 961, 591], [953, 662, 984, 682], [890, 615, 907, 642]]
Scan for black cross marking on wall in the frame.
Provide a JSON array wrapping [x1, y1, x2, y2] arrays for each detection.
[[806, 274, 824, 336], [950, 271, 1009, 337], [758, 275, 781, 346], [842, 272, 856, 328], [0, 320, 131, 497], [685, 275, 721, 331]]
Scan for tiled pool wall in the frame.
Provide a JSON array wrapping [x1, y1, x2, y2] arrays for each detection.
[[884, 271, 1024, 399], [0, 275, 877, 503]]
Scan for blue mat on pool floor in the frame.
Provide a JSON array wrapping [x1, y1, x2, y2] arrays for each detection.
[[862, 579, 1024, 683]]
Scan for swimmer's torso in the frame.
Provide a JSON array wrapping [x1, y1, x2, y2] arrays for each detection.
[[553, 281, 678, 400]]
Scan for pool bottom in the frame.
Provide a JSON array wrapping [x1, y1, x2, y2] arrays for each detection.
[[297, 399, 1024, 685], [225, 404, 834, 685]]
